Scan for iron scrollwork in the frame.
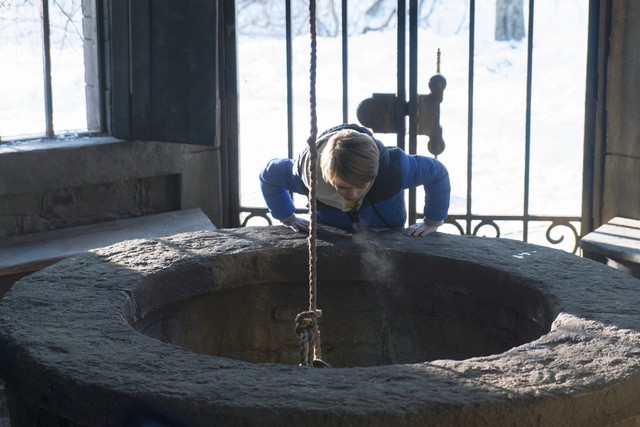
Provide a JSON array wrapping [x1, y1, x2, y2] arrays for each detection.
[[472, 220, 501, 238], [545, 219, 580, 254], [443, 215, 581, 254], [242, 211, 273, 227]]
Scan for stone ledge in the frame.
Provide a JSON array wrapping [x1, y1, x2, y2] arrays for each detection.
[[0, 208, 216, 277]]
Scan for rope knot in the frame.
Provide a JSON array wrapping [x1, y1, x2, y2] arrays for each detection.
[[294, 310, 331, 368], [294, 309, 322, 336]]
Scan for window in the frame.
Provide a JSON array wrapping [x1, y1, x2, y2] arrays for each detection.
[[1, 0, 220, 146], [0, 0, 101, 141], [107, 0, 220, 146]]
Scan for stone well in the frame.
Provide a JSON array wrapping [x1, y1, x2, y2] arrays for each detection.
[[1, 226, 640, 426]]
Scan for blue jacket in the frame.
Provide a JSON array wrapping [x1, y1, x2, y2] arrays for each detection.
[[259, 124, 450, 230]]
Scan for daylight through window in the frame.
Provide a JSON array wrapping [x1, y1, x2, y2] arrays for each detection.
[[0, 0, 100, 141], [237, 0, 589, 253]]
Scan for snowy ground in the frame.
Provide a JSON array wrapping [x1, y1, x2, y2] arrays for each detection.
[[237, 0, 589, 252]]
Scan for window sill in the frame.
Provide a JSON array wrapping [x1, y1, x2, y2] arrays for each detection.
[[0, 134, 123, 155]]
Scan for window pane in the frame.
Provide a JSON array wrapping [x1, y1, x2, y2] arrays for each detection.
[[237, 2, 289, 208], [237, 2, 400, 209], [469, 1, 528, 217], [0, 1, 46, 139], [528, 1, 588, 216], [0, 0, 97, 141], [48, 0, 89, 134]]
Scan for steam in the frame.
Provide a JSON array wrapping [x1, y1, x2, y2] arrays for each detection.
[[352, 226, 406, 364], [351, 226, 401, 296]]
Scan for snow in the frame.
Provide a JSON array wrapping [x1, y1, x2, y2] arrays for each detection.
[[237, 0, 589, 252], [0, 0, 88, 138]]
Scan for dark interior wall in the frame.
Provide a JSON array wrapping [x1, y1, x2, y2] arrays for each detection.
[[0, 1, 229, 241], [0, 174, 181, 236], [597, 0, 640, 224], [0, 137, 222, 239]]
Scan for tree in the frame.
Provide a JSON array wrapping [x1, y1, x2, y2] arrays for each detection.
[[495, 0, 525, 42]]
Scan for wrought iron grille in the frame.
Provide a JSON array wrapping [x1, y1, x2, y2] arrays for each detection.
[[237, 0, 585, 254]]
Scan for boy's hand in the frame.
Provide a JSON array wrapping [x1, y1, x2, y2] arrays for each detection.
[[281, 214, 310, 233], [404, 220, 439, 237]]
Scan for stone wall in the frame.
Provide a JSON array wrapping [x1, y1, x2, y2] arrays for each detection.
[[600, 0, 640, 223], [0, 137, 222, 239]]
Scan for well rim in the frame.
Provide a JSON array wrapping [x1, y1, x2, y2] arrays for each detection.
[[1, 226, 640, 426]]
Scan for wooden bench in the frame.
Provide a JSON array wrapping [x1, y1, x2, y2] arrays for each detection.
[[580, 216, 640, 279], [0, 208, 217, 295]]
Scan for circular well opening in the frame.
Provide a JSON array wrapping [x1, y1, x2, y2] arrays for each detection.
[[134, 248, 556, 367]]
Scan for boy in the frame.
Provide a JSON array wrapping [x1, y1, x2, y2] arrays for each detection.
[[259, 124, 450, 236]]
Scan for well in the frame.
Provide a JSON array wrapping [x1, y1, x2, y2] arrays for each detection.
[[1, 227, 640, 426]]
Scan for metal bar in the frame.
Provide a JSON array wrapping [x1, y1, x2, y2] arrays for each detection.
[[407, 0, 418, 224], [241, 207, 580, 230], [342, 0, 348, 123], [408, 0, 418, 154], [466, 0, 476, 235], [396, 0, 406, 150], [447, 214, 581, 222], [41, 0, 54, 137], [241, 207, 581, 224], [286, 0, 294, 158], [523, 0, 535, 242]]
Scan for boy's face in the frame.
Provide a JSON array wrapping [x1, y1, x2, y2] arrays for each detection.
[[332, 176, 372, 201]]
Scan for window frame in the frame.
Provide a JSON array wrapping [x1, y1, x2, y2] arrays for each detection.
[[106, 0, 220, 147]]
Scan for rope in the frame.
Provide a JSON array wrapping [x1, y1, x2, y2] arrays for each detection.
[[294, 0, 329, 368]]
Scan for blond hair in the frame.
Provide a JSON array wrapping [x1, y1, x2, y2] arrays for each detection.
[[320, 129, 379, 186]]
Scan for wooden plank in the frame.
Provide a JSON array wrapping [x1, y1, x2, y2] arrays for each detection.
[[0, 209, 216, 277], [580, 216, 640, 264], [109, 0, 132, 138], [130, 0, 152, 139], [187, 0, 218, 146], [149, 0, 189, 142]]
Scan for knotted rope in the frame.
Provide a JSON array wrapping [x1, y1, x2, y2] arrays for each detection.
[[294, 0, 329, 368]]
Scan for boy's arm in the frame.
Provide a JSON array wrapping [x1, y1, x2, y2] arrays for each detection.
[[401, 154, 451, 223], [259, 158, 308, 221]]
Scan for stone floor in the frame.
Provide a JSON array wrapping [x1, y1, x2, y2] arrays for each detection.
[[0, 379, 9, 426]]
